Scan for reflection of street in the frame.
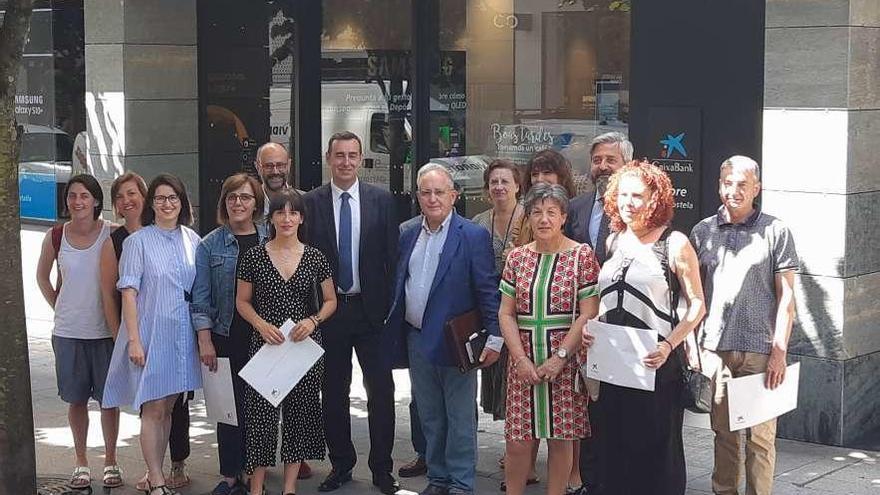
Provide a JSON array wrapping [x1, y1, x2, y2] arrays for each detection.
[[18, 125, 74, 221]]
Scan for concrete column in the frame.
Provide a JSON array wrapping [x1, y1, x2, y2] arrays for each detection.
[[763, 0, 880, 447], [84, 0, 199, 220]]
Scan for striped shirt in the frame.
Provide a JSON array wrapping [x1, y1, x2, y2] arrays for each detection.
[[102, 225, 202, 410]]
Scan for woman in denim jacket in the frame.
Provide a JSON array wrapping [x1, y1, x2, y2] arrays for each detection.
[[190, 173, 267, 495]]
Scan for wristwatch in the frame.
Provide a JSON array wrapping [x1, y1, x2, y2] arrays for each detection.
[[556, 348, 569, 360]]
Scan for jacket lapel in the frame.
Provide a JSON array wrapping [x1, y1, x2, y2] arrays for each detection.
[[320, 185, 339, 260], [428, 213, 461, 299], [358, 182, 372, 259]]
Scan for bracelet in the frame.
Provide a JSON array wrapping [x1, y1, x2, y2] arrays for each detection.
[[662, 340, 675, 353], [512, 355, 529, 369], [307, 316, 319, 328]]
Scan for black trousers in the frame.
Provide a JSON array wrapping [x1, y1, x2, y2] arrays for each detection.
[[169, 392, 191, 463], [579, 399, 606, 493], [321, 295, 395, 476], [212, 327, 250, 477]]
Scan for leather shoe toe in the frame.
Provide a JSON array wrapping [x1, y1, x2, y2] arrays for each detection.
[[373, 473, 400, 494], [317, 469, 352, 492]]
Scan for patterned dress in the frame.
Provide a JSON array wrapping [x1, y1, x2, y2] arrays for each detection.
[[500, 244, 599, 440]]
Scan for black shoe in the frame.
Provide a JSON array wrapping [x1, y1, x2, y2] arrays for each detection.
[[317, 469, 352, 492], [418, 485, 449, 495], [372, 473, 400, 495], [398, 456, 427, 478]]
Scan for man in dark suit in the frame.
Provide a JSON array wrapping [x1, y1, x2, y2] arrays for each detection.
[[564, 131, 632, 495], [303, 131, 399, 494], [385, 163, 501, 495]]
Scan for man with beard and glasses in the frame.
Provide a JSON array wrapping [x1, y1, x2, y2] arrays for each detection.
[[564, 131, 632, 495], [255, 142, 304, 217]]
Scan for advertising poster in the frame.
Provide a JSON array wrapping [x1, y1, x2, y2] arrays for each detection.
[[646, 106, 701, 232]]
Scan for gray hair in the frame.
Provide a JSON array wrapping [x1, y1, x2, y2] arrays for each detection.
[[590, 131, 634, 162], [720, 155, 761, 180], [524, 183, 570, 215], [417, 162, 455, 190]]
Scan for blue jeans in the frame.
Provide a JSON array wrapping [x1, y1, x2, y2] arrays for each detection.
[[407, 329, 477, 494]]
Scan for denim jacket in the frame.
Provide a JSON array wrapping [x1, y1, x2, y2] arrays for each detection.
[[190, 222, 267, 336]]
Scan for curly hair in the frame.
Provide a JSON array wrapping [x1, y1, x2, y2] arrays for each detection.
[[603, 161, 675, 232], [522, 149, 577, 198]]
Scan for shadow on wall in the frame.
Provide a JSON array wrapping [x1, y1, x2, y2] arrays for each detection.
[[85, 91, 125, 201]]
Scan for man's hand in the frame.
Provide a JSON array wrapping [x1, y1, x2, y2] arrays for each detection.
[[478, 348, 500, 368], [765, 344, 787, 389]]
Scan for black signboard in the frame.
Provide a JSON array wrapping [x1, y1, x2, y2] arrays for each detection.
[[646, 106, 701, 232]]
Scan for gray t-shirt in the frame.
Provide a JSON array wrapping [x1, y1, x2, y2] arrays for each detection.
[[690, 208, 799, 354]]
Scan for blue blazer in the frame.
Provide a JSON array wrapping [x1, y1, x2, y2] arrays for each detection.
[[385, 212, 501, 368]]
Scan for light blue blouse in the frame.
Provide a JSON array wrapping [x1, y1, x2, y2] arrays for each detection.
[[103, 225, 202, 410]]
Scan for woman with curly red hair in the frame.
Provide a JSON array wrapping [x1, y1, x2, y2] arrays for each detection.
[[582, 161, 705, 495]]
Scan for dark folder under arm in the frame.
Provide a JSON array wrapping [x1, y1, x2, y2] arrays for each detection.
[[444, 309, 489, 373]]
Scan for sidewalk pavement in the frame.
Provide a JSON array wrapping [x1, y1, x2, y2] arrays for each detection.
[[20, 224, 880, 495]]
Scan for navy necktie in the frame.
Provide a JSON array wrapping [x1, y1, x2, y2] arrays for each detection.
[[338, 191, 353, 291]]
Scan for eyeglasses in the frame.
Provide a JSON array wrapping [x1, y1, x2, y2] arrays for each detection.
[[153, 194, 180, 205], [261, 161, 287, 172], [417, 189, 450, 199], [226, 193, 256, 204]]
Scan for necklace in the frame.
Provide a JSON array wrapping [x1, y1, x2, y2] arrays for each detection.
[[491, 203, 520, 251]]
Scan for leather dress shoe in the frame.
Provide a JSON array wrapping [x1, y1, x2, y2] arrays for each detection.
[[298, 461, 312, 480], [398, 456, 427, 478], [373, 473, 401, 494], [418, 484, 449, 495], [317, 469, 352, 492]]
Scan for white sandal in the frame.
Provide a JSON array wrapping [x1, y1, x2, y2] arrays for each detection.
[[69, 466, 91, 489]]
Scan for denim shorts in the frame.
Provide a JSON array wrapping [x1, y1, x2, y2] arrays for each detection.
[[51, 335, 115, 406]]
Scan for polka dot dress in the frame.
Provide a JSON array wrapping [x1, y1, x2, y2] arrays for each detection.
[[237, 243, 332, 472]]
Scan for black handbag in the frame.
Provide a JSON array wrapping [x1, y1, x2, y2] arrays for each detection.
[[659, 229, 712, 414]]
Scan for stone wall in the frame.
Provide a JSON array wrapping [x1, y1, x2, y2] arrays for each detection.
[[764, 0, 880, 447], [84, 0, 200, 223]]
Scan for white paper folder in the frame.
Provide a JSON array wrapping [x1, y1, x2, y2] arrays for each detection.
[[583, 320, 658, 392], [727, 362, 800, 432], [201, 357, 238, 427], [238, 319, 325, 408]]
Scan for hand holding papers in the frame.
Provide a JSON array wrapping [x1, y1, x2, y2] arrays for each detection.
[[201, 357, 238, 426], [239, 319, 325, 408], [583, 320, 658, 391], [727, 362, 800, 431]]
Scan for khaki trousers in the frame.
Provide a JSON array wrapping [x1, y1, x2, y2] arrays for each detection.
[[704, 350, 777, 495]]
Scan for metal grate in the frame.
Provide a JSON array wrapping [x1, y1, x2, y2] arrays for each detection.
[[36, 476, 82, 495]]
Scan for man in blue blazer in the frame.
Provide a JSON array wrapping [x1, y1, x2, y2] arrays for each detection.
[[303, 131, 399, 494], [386, 163, 502, 495]]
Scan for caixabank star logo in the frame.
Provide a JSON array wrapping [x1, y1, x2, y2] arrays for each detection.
[[660, 132, 687, 159]]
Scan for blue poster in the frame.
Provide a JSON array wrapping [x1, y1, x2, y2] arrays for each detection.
[[19, 172, 57, 221]]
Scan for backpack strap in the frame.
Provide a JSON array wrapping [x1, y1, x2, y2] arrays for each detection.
[[652, 227, 680, 327], [51, 224, 63, 257]]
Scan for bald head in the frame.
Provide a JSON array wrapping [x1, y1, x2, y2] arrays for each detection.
[[255, 142, 291, 192]]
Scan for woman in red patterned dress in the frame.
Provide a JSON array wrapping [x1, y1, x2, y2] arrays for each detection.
[[499, 183, 600, 495]]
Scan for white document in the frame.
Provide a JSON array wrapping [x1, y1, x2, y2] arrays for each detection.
[[727, 362, 800, 432], [583, 320, 658, 391], [238, 319, 325, 408], [201, 358, 238, 427]]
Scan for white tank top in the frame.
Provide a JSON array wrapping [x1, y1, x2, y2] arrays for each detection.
[[54, 222, 112, 339]]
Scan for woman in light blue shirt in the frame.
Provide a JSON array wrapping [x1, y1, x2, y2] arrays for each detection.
[[103, 174, 204, 495]]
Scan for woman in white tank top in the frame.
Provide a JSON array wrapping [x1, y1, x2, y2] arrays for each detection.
[[35, 174, 124, 490]]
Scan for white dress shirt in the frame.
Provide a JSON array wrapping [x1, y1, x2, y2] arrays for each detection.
[[331, 179, 361, 294]]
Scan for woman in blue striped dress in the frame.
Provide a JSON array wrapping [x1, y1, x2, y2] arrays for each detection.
[[103, 174, 204, 495]]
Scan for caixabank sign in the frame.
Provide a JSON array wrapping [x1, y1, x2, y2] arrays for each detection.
[[646, 106, 701, 232]]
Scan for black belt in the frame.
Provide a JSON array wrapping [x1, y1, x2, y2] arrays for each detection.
[[337, 292, 362, 303]]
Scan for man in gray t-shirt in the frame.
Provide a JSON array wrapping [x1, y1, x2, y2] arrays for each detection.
[[690, 155, 798, 495]]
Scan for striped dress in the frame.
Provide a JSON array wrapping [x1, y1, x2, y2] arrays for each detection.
[[500, 244, 599, 440], [103, 225, 202, 410]]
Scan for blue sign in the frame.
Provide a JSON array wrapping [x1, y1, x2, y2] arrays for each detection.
[[19, 172, 57, 221]]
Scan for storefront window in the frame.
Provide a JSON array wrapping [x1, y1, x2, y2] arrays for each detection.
[[435, 0, 630, 215]]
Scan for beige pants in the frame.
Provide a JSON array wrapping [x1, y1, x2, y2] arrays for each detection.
[[704, 350, 777, 495]]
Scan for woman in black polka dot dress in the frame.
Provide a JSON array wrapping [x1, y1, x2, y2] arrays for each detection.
[[236, 189, 337, 495]]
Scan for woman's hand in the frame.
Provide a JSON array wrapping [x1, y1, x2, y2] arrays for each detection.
[[290, 318, 317, 342], [128, 340, 146, 367], [536, 355, 566, 382], [198, 332, 218, 372], [514, 356, 541, 386], [644, 340, 673, 369], [258, 321, 285, 345], [582, 324, 595, 349]]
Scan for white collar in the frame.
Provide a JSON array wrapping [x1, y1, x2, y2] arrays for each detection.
[[331, 179, 360, 201]]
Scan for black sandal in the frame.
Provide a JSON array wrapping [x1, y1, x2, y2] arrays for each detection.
[[148, 485, 178, 495]]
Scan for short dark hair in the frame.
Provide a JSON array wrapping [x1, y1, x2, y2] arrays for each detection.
[[326, 131, 363, 155], [217, 173, 264, 225], [266, 189, 307, 242], [64, 174, 104, 220], [109, 172, 147, 218], [482, 159, 522, 199], [142, 174, 193, 227], [523, 149, 577, 198]]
